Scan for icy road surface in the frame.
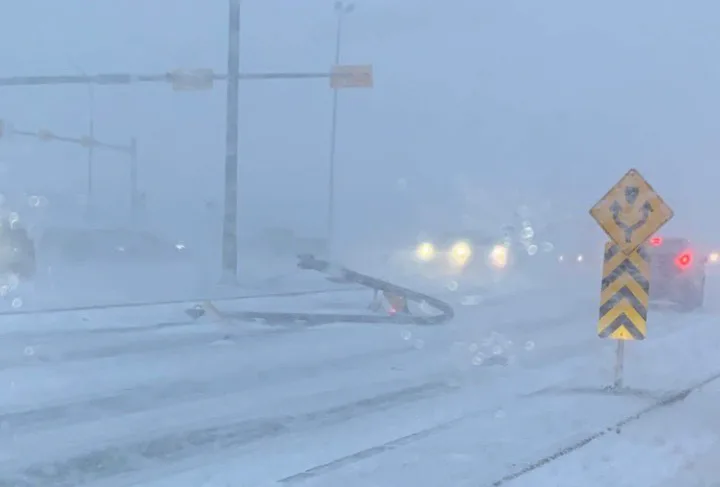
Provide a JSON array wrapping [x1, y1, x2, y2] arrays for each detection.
[[0, 279, 718, 486]]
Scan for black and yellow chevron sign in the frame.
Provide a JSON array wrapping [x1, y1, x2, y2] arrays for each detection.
[[589, 169, 673, 255], [598, 241, 650, 340]]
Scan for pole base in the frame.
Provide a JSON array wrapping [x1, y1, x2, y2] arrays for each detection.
[[218, 271, 238, 287]]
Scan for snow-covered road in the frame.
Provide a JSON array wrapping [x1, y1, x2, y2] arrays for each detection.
[[0, 275, 718, 487]]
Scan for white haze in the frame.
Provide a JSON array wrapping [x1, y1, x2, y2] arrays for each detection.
[[1, 0, 719, 279]]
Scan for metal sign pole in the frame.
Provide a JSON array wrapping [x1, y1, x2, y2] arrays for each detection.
[[613, 340, 625, 389]]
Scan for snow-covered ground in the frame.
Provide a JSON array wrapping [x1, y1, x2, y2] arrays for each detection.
[[0, 252, 352, 312], [0, 262, 717, 486]]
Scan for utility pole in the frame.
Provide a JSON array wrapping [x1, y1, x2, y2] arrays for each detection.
[[327, 1, 355, 257], [222, 0, 241, 284]]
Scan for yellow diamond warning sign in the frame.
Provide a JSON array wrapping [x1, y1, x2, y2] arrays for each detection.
[[589, 169, 673, 255]]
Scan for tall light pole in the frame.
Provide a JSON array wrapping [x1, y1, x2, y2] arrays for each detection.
[[327, 1, 354, 257], [69, 62, 96, 221], [221, 0, 242, 283]]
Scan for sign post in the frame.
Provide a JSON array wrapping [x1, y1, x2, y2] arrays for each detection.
[[614, 336, 625, 388], [589, 169, 674, 389]]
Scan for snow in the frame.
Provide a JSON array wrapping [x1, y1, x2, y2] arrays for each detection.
[[4, 0, 720, 484], [0, 252, 362, 315], [0, 262, 717, 486], [502, 384, 720, 487]]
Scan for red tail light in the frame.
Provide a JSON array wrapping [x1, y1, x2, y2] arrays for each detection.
[[675, 251, 693, 270], [650, 236, 663, 246]]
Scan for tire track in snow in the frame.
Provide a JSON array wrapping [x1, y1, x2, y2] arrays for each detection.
[[0, 301, 376, 370], [0, 344, 421, 435], [0, 284, 587, 434], [490, 369, 720, 486], [274, 309, 720, 484], [0, 283, 597, 485], [0, 330, 286, 370], [0, 381, 460, 487], [0, 299, 577, 440], [275, 371, 720, 487]]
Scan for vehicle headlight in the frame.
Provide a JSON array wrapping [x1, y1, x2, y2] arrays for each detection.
[[450, 241, 472, 266], [415, 242, 435, 261], [709, 252, 719, 264], [488, 244, 508, 269], [577, 254, 584, 263]]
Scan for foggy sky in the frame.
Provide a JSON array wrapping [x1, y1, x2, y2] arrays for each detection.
[[1, 0, 719, 250]]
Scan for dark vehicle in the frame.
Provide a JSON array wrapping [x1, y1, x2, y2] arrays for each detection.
[[647, 236, 706, 311], [0, 223, 36, 278]]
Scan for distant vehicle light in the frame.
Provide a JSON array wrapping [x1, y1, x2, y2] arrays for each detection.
[[675, 250, 693, 270], [488, 244, 508, 269], [710, 252, 719, 263], [650, 236, 663, 246], [577, 254, 584, 262], [415, 242, 435, 261], [450, 241, 472, 266]]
